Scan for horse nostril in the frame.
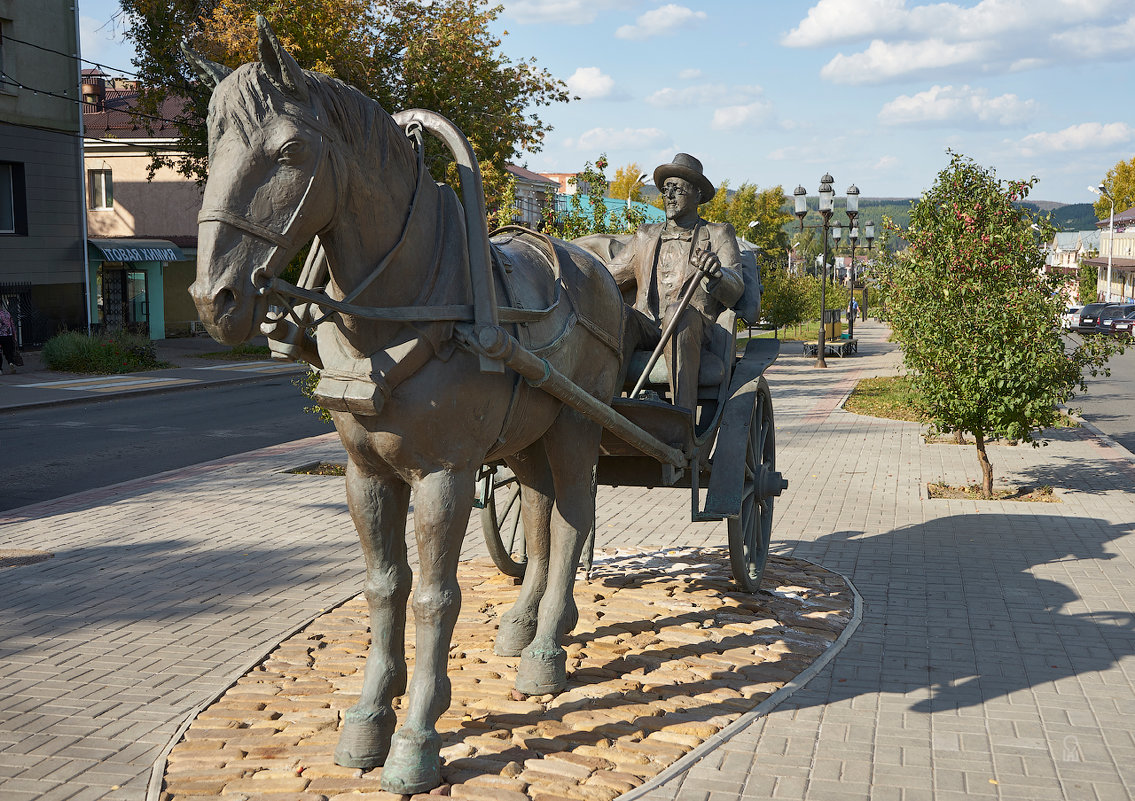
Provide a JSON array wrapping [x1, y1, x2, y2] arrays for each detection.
[[216, 287, 238, 316]]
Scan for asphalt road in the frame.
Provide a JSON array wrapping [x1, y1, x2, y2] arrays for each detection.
[[1072, 339, 1135, 453], [0, 379, 336, 512]]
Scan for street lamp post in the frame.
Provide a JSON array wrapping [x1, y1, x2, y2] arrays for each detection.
[[627, 173, 648, 209], [795, 174, 853, 368], [1088, 184, 1115, 302], [858, 221, 875, 321]]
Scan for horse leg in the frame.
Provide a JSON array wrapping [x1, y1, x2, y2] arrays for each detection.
[[334, 460, 411, 769], [380, 468, 472, 794], [495, 444, 554, 657], [515, 411, 600, 695]]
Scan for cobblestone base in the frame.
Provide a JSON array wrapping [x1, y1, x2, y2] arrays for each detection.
[[159, 548, 853, 801]]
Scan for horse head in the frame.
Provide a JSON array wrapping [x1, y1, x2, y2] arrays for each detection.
[[187, 17, 338, 344]]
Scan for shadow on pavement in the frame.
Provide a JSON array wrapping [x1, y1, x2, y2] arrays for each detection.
[[781, 513, 1135, 714]]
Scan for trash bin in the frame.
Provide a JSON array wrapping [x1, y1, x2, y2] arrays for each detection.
[[822, 309, 842, 340]]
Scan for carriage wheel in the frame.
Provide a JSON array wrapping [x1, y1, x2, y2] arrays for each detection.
[[728, 377, 786, 592], [479, 467, 527, 578]]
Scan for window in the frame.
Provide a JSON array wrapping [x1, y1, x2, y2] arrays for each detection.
[[0, 162, 27, 235], [89, 169, 113, 210]]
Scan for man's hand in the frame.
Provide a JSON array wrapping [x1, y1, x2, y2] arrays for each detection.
[[694, 249, 722, 280]]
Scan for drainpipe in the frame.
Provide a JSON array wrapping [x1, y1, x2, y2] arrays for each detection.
[[74, 5, 92, 333]]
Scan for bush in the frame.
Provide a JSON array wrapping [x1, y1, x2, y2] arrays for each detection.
[[41, 330, 170, 374]]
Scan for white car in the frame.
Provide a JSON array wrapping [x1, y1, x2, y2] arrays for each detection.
[[1061, 306, 1082, 330]]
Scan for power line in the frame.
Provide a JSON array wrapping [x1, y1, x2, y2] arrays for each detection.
[[1, 31, 141, 79], [0, 117, 195, 151], [0, 71, 203, 131]]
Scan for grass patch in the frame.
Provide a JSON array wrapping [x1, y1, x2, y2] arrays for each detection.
[[287, 461, 345, 476], [844, 375, 925, 422], [199, 342, 274, 360], [927, 482, 1060, 503], [41, 331, 172, 374]]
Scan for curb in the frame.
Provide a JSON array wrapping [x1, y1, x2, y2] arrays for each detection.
[[144, 559, 864, 801], [1064, 408, 1135, 464], [618, 559, 864, 801], [145, 585, 364, 801]]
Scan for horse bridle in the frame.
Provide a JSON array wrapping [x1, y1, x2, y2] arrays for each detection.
[[196, 109, 339, 293]]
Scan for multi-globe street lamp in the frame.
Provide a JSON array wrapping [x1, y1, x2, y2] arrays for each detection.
[[794, 174, 864, 368], [832, 212, 875, 340], [1088, 183, 1114, 302]]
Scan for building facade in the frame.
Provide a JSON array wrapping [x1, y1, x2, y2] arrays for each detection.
[[81, 71, 201, 339], [1083, 208, 1135, 303], [0, 0, 87, 345]]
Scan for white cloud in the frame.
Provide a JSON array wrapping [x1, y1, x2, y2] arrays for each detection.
[[821, 39, 988, 84], [566, 67, 615, 100], [615, 4, 706, 40], [1017, 122, 1135, 156], [567, 127, 668, 151], [879, 85, 1037, 127], [782, 0, 907, 47], [502, 0, 634, 25], [678, 68, 703, 80], [873, 155, 899, 170], [783, 1, 1135, 82], [712, 101, 773, 131], [647, 84, 764, 108]]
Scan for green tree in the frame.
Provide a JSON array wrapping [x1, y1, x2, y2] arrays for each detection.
[[1094, 156, 1135, 220], [1077, 263, 1099, 305], [119, 0, 569, 202], [877, 152, 1122, 497], [760, 267, 815, 337], [551, 155, 645, 239]]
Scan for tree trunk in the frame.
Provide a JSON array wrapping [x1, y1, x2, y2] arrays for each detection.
[[954, 429, 965, 445], [974, 431, 994, 498]]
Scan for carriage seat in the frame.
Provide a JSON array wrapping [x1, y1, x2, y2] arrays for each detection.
[[622, 312, 731, 390]]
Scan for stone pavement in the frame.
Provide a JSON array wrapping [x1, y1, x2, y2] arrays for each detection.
[[2, 320, 1135, 801], [0, 335, 306, 412]]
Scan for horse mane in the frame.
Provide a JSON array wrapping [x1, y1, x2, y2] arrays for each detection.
[[208, 63, 413, 176]]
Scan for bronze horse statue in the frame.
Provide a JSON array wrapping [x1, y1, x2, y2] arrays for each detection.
[[186, 18, 623, 793]]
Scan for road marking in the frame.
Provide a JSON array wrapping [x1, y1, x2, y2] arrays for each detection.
[[15, 376, 196, 391]]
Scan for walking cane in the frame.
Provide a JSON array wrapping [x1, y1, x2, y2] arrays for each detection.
[[630, 253, 713, 400]]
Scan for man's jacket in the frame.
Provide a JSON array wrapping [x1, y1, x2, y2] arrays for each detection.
[[608, 219, 745, 325]]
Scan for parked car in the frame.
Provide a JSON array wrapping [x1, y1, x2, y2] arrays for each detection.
[[1097, 304, 1135, 334], [1061, 306, 1082, 329], [1077, 302, 1114, 333], [1112, 309, 1135, 338]]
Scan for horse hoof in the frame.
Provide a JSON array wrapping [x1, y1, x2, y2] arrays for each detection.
[[333, 709, 395, 769], [380, 728, 442, 794], [516, 644, 567, 695], [495, 611, 536, 657]]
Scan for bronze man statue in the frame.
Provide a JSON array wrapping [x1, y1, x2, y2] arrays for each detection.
[[610, 153, 744, 411]]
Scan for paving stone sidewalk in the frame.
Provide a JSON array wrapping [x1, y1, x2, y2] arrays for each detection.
[[2, 320, 1134, 801]]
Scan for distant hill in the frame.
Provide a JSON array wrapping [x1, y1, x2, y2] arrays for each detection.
[[1020, 202, 1099, 232]]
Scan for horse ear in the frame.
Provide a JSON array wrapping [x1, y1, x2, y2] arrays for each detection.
[[180, 42, 233, 90], [256, 15, 309, 102]]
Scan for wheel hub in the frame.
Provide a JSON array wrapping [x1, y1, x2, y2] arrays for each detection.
[[757, 465, 788, 499]]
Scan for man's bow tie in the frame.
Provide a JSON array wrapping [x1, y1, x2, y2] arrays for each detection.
[[660, 227, 695, 242]]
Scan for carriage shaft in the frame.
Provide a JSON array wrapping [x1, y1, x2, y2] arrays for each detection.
[[474, 325, 688, 469]]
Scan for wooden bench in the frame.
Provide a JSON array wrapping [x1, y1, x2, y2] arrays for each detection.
[[802, 338, 858, 357]]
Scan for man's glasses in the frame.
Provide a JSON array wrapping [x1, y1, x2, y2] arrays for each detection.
[[661, 182, 690, 197]]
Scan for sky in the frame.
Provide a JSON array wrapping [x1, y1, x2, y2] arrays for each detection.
[[76, 0, 1135, 205]]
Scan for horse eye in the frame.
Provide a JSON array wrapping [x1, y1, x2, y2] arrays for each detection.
[[278, 141, 308, 165]]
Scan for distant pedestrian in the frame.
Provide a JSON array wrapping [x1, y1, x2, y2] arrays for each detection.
[[0, 301, 23, 373], [849, 298, 859, 324]]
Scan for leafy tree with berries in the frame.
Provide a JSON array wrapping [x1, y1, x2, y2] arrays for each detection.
[[876, 152, 1122, 497]]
